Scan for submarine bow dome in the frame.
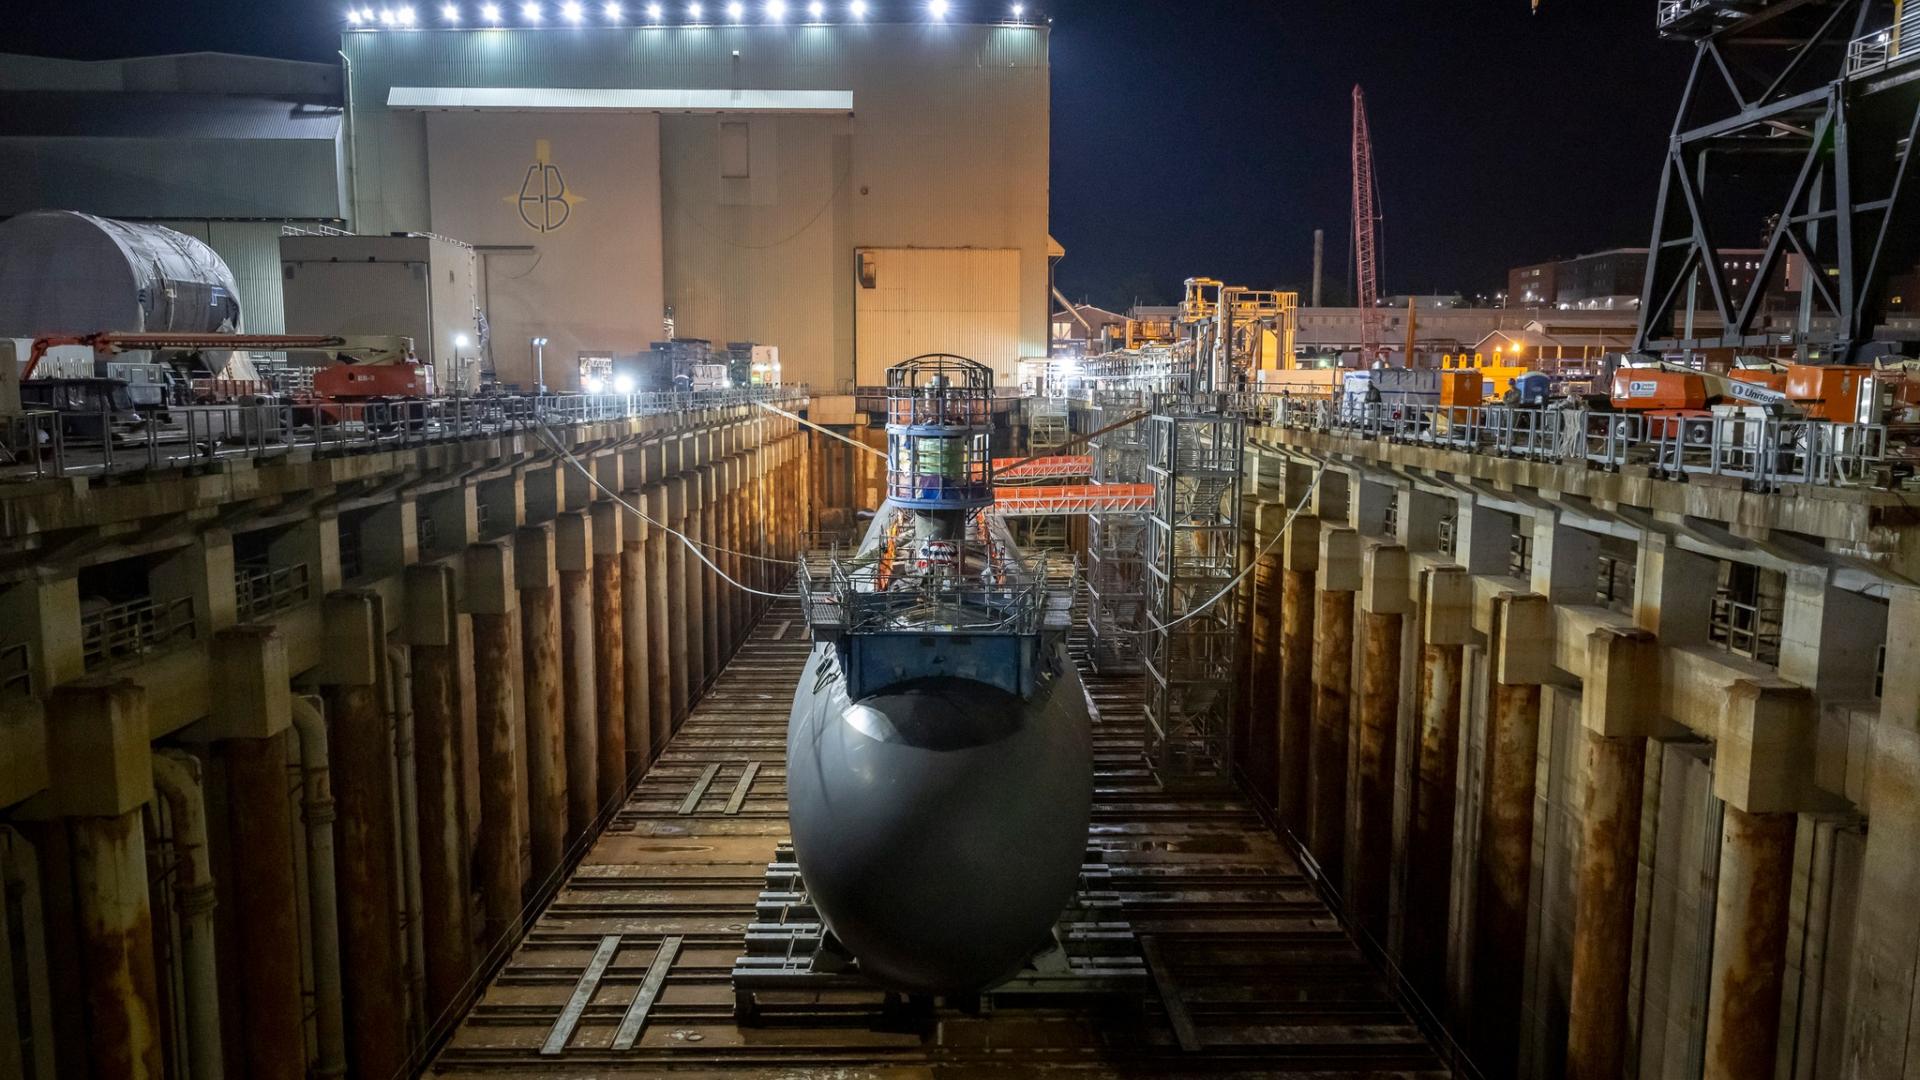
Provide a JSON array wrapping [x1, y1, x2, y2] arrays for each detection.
[[786, 663, 1094, 993]]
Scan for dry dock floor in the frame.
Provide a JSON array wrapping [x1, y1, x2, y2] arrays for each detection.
[[430, 598, 1450, 1077]]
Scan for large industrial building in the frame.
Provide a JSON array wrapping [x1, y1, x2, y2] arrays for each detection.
[[0, 14, 1049, 390], [11, 4, 1920, 1080]]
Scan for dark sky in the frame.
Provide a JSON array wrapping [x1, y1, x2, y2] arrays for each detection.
[[6, 0, 1694, 310]]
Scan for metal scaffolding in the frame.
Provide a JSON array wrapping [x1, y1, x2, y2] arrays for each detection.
[[1086, 392, 1151, 671], [1141, 411, 1244, 786]]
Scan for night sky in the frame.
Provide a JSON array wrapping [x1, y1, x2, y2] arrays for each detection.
[[7, 0, 1695, 311]]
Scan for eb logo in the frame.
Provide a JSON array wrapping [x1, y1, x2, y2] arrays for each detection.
[[509, 139, 583, 233]]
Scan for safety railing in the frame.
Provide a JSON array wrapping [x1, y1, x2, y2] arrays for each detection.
[[1709, 590, 1782, 666], [0, 386, 807, 481], [235, 562, 312, 621], [1849, 11, 1920, 76], [1266, 395, 1888, 489], [82, 595, 196, 671], [0, 641, 29, 698]]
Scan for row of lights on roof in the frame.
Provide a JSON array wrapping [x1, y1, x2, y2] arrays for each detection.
[[347, 0, 1027, 26]]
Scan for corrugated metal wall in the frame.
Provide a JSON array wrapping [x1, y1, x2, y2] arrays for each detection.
[[854, 248, 1021, 384]]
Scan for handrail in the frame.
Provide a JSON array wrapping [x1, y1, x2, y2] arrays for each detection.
[[1265, 395, 1889, 491], [0, 641, 29, 698], [235, 562, 312, 620], [0, 385, 809, 482], [82, 595, 196, 670]]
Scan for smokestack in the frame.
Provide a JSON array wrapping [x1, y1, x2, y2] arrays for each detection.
[[1311, 229, 1324, 308]]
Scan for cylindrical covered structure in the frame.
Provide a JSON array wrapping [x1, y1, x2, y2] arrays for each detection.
[[0, 210, 243, 336]]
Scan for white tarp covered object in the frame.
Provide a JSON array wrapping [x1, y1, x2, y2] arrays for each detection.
[[0, 209, 243, 338]]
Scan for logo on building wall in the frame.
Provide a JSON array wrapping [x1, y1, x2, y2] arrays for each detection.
[[507, 139, 584, 233]]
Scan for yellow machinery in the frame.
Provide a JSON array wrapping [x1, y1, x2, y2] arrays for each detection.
[[1178, 277, 1301, 380], [1441, 352, 1534, 398]]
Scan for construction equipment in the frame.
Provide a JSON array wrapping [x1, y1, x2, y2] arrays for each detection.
[[1352, 85, 1384, 365]]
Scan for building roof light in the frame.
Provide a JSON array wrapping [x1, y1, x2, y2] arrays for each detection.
[[849, 0, 866, 15], [807, 0, 823, 15], [378, 6, 396, 23], [348, 7, 365, 22], [928, 0, 947, 16], [441, 1, 459, 17], [766, 0, 786, 18], [646, 0, 662, 15], [561, 0, 583, 19], [688, 1, 703, 18], [1010, 1, 1022, 13], [727, 0, 744, 18], [521, 1, 540, 19], [480, 0, 501, 19], [604, 0, 621, 17], [396, 5, 416, 23]]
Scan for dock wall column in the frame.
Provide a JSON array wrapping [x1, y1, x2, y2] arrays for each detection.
[[514, 526, 567, 881], [1564, 627, 1658, 1080], [1405, 567, 1471, 997], [590, 502, 627, 810], [1307, 526, 1359, 882], [1703, 682, 1815, 1080], [644, 485, 673, 754], [204, 627, 307, 1080], [723, 455, 743, 654], [465, 541, 527, 953], [622, 499, 652, 773], [1348, 542, 1407, 935], [401, 564, 474, 1023], [318, 591, 408, 1080], [1278, 515, 1320, 832], [699, 462, 721, 686], [46, 680, 163, 1079], [1470, 592, 1551, 1078], [554, 512, 598, 843], [666, 476, 693, 722], [1246, 500, 1284, 807]]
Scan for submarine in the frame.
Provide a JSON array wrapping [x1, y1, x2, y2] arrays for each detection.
[[788, 354, 1094, 994]]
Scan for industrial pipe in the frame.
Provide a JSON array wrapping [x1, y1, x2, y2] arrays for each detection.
[[385, 644, 427, 1040], [289, 695, 347, 1079], [152, 751, 224, 1080]]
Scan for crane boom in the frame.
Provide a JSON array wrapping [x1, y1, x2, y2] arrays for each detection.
[[1352, 84, 1384, 366]]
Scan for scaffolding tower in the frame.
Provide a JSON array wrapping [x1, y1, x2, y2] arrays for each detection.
[[1086, 391, 1151, 670], [1141, 411, 1244, 786]]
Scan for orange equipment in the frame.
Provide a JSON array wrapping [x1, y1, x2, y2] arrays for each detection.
[[1728, 368, 1788, 395], [312, 359, 434, 400], [1785, 364, 1869, 422], [1610, 369, 1709, 412], [1438, 369, 1484, 408]]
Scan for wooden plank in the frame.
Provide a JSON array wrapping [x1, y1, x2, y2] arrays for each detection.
[[611, 935, 684, 1051], [724, 762, 762, 815], [1140, 935, 1202, 1053], [677, 763, 722, 815], [541, 935, 622, 1056]]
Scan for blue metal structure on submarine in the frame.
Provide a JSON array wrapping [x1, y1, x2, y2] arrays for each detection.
[[789, 354, 1093, 994]]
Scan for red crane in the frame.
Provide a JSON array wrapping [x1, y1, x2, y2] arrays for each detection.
[[1351, 84, 1384, 366]]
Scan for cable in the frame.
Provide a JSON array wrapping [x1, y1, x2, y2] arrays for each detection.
[[536, 426, 793, 598], [755, 399, 888, 458], [1112, 459, 1328, 636]]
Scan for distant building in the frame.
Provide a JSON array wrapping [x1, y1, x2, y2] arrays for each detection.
[[1050, 302, 1127, 356], [1507, 247, 1792, 314]]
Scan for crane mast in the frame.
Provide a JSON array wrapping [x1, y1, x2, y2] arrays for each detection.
[[1351, 84, 1383, 366]]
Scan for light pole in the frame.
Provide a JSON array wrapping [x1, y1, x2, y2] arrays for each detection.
[[530, 337, 549, 394]]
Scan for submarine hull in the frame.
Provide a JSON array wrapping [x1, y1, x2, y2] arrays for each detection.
[[785, 643, 1095, 994]]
